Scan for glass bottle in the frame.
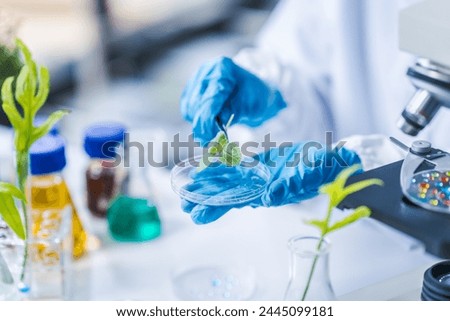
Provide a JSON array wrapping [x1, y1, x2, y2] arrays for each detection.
[[107, 165, 161, 242], [29, 135, 87, 259], [83, 122, 128, 218], [0, 222, 19, 300], [284, 236, 336, 301], [28, 135, 87, 298]]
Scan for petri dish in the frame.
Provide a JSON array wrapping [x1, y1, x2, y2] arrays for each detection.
[[171, 264, 256, 300], [405, 169, 450, 214], [170, 155, 271, 206]]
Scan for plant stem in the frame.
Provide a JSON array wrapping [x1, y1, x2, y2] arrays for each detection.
[[300, 236, 324, 301], [301, 203, 333, 301], [16, 150, 28, 283]]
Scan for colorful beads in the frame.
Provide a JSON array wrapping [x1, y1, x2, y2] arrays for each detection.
[[407, 170, 450, 211]]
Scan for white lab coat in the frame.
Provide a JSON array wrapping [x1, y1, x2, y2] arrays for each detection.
[[234, 0, 450, 151]]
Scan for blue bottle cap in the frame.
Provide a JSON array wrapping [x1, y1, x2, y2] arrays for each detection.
[[30, 135, 66, 175], [83, 122, 126, 159]]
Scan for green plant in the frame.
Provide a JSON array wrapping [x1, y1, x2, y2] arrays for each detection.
[[199, 114, 241, 171], [301, 164, 383, 300], [0, 38, 69, 283]]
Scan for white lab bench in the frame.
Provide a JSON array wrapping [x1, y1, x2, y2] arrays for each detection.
[[66, 152, 438, 301]]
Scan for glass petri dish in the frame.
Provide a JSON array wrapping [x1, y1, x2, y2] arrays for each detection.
[[170, 155, 271, 206], [405, 169, 450, 214], [171, 264, 256, 300]]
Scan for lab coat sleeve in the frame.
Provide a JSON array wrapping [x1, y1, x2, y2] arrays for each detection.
[[233, 0, 335, 144]]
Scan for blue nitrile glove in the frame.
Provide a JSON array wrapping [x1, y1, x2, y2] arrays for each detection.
[[181, 143, 362, 224], [180, 56, 287, 145]]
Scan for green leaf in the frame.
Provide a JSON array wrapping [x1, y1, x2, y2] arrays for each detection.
[[16, 39, 33, 68], [0, 192, 25, 240], [207, 141, 222, 156], [0, 182, 26, 202], [341, 178, 384, 201], [216, 132, 228, 148], [30, 109, 69, 146], [16, 39, 37, 84], [15, 40, 37, 108], [327, 206, 371, 234], [319, 164, 363, 207], [14, 65, 33, 109], [333, 164, 362, 190], [319, 182, 340, 207], [305, 219, 328, 235], [220, 142, 241, 166], [1, 77, 23, 130], [32, 66, 50, 114], [197, 114, 241, 172]]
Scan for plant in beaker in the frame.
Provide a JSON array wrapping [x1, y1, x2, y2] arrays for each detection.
[[285, 164, 383, 301], [0, 38, 68, 292]]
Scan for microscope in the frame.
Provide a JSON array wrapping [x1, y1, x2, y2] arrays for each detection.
[[397, 0, 450, 136], [339, 0, 450, 258]]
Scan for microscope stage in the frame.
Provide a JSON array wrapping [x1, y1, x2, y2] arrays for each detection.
[[338, 160, 450, 258]]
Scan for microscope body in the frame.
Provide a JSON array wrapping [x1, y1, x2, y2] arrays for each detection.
[[339, 0, 450, 258], [397, 0, 450, 136]]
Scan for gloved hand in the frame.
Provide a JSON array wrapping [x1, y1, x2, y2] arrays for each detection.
[[180, 56, 287, 145], [181, 143, 362, 224]]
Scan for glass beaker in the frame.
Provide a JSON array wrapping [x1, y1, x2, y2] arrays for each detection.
[[0, 206, 72, 300], [0, 222, 20, 300], [27, 205, 72, 300], [284, 236, 335, 301]]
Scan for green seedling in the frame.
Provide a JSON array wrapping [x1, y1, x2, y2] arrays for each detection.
[[198, 114, 242, 171], [0, 39, 69, 283], [301, 164, 384, 300]]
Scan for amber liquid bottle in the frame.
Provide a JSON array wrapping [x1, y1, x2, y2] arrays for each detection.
[[29, 135, 87, 260], [83, 122, 128, 218]]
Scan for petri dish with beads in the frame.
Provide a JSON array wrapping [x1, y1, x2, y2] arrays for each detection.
[[405, 169, 450, 213], [170, 155, 271, 206]]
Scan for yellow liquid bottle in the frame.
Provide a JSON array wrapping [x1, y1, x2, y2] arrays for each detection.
[[29, 176, 87, 259], [29, 135, 87, 260]]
